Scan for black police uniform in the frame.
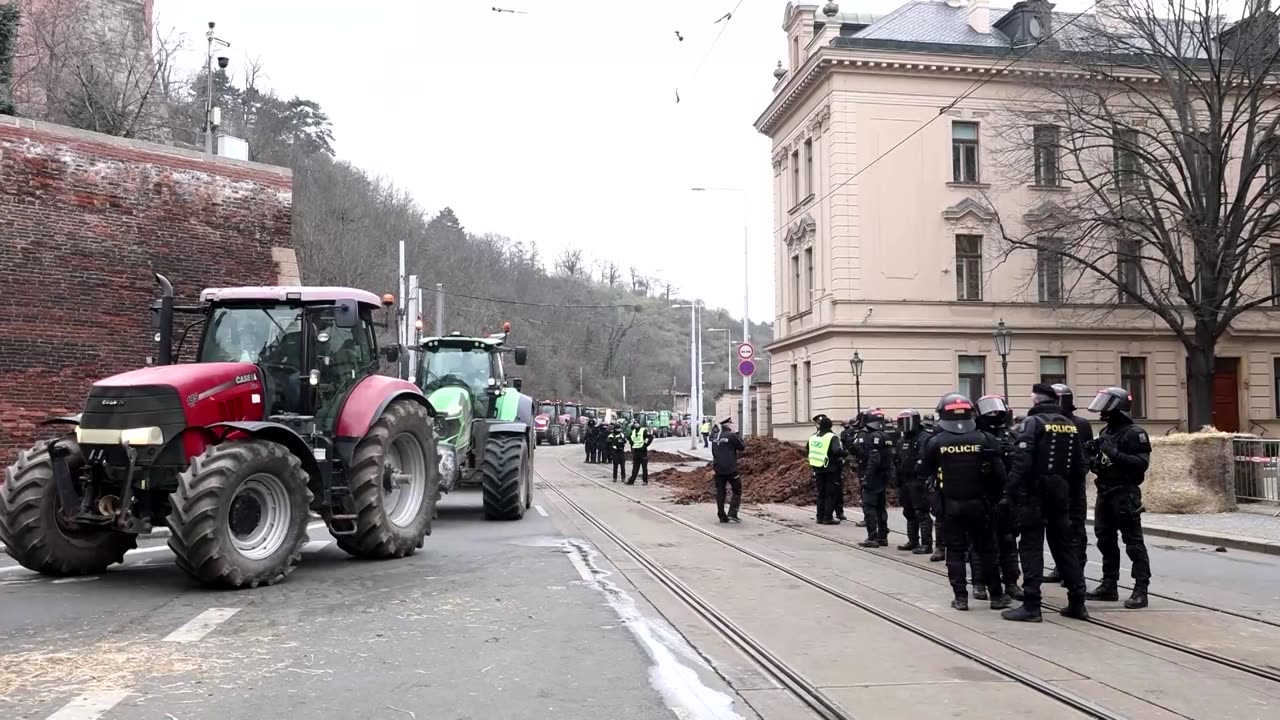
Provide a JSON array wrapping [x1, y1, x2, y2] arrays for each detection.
[[916, 396, 1008, 610], [607, 426, 628, 481], [1002, 388, 1089, 622], [838, 420, 861, 521], [585, 421, 598, 463], [894, 411, 933, 553], [853, 415, 892, 545], [1087, 388, 1153, 608], [1044, 384, 1093, 583], [919, 418, 948, 562], [976, 413, 1021, 598]]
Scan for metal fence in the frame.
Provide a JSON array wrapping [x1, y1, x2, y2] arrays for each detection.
[[1233, 438, 1280, 504]]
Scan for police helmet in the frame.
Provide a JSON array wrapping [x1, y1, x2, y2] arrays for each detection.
[[976, 395, 1010, 428], [1087, 387, 1133, 420], [896, 409, 922, 435], [935, 393, 977, 433], [862, 408, 887, 430], [1031, 383, 1059, 407], [812, 413, 834, 431], [1051, 383, 1076, 413]]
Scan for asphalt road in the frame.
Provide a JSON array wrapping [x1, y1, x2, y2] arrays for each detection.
[[0, 442, 740, 720]]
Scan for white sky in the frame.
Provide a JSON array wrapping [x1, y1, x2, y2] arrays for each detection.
[[151, 0, 1114, 323]]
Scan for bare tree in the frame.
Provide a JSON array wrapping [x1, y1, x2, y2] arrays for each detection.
[[990, 0, 1280, 429], [554, 248, 584, 277]]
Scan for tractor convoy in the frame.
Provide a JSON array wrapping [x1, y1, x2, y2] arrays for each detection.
[[0, 275, 690, 589]]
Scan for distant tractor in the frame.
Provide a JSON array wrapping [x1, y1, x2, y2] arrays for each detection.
[[418, 328, 535, 520], [0, 276, 439, 589], [561, 403, 585, 444], [534, 400, 566, 446]]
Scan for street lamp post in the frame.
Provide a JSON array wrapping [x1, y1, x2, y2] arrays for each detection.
[[850, 351, 864, 417], [707, 328, 731, 390], [993, 319, 1013, 404], [674, 301, 703, 450], [692, 186, 750, 436], [204, 22, 231, 155]]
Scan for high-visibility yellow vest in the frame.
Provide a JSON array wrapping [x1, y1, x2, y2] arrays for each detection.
[[700, 422, 711, 433], [808, 433, 834, 468], [631, 428, 647, 446]]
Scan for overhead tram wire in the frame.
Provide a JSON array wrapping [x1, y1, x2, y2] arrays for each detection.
[[431, 287, 642, 310], [690, 0, 747, 82], [770, 0, 1102, 238]]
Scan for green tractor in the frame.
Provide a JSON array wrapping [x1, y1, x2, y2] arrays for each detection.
[[416, 328, 535, 520]]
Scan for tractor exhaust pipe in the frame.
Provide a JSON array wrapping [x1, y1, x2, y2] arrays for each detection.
[[154, 272, 175, 366]]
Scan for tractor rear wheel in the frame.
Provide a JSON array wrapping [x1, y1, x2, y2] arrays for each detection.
[[548, 425, 563, 446], [334, 400, 437, 559], [0, 440, 135, 576], [481, 435, 528, 521], [567, 424, 582, 444], [167, 440, 312, 589]]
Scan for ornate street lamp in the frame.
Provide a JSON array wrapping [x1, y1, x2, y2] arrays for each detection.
[[850, 350, 864, 415], [993, 319, 1013, 403]]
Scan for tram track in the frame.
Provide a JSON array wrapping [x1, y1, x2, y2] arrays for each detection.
[[543, 457, 1128, 720]]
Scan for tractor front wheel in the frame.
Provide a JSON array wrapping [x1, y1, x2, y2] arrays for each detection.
[[0, 440, 136, 576], [168, 440, 312, 589], [481, 435, 528, 521], [334, 400, 437, 559]]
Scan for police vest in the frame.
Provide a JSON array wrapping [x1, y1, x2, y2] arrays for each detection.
[[700, 422, 711, 433], [808, 434, 834, 468], [631, 428, 647, 446]]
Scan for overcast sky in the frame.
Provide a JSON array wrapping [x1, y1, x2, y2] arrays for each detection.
[[153, 0, 1103, 324]]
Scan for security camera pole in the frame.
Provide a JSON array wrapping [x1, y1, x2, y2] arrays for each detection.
[[205, 21, 231, 155]]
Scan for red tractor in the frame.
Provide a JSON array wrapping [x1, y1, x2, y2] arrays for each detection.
[[0, 275, 440, 589], [561, 402, 585, 444], [534, 400, 566, 446]]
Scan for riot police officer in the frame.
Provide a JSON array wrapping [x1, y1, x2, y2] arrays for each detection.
[[607, 423, 628, 481], [920, 414, 946, 561], [1002, 384, 1089, 622], [1085, 387, 1153, 609], [894, 410, 933, 555], [976, 395, 1023, 601], [854, 410, 893, 546], [1043, 383, 1093, 584], [809, 414, 846, 524], [840, 417, 862, 524], [585, 419, 599, 463], [916, 394, 1011, 611]]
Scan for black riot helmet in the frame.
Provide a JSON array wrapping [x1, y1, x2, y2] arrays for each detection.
[[1052, 383, 1075, 413], [936, 393, 977, 434], [1088, 387, 1133, 422], [1031, 383, 1059, 407], [896, 409, 922, 435], [975, 395, 1010, 430], [862, 408, 887, 430]]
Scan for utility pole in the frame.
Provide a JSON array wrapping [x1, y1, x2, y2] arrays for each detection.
[[435, 283, 444, 335], [397, 240, 407, 379], [579, 367, 584, 396], [204, 22, 230, 155], [407, 273, 419, 381]]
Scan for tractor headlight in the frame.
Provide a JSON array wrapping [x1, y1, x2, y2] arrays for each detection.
[[119, 426, 164, 446], [437, 444, 457, 478]]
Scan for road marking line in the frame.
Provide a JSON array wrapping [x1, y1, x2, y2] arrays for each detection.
[[45, 690, 131, 720], [302, 540, 332, 553], [51, 577, 100, 584], [162, 607, 241, 644], [535, 504, 549, 517]]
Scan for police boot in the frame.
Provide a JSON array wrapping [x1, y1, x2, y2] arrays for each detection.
[[1001, 604, 1043, 623], [1005, 582, 1024, 601], [1086, 581, 1120, 602], [1124, 586, 1149, 609], [928, 547, 944, 562], [951, 596, 969, 611], [1042, 567, 1061, 583], [854, 519, 866, 527], [897, 540, 918, 551], [913, 544, 934, 555], [857, 538, 879, 548], [1059, 600, 1090, 621], [972, 586, 988, 601], [989, 592, 1013, 610]]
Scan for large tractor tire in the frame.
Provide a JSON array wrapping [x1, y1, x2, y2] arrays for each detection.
[[0, 440, 136, 576], [547, 425, 563, 446], [168, 440, 312, 589], [481, 434, 529, 521], [567, 424, 583, 444], [334, 400, 437, 559]]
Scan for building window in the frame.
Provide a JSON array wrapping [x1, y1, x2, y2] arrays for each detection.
[[1037, 238, 1064, 303], [1118, 237, 1142, 303], [1040, 356, 1067, 386], [958, 355, 986, 400], [1270, 245, 1280, 306], [952, 122, 980, 183], [791, 363, 799, 422], [1275, 358, 1280, 418], [955, 234, 983, 301], [804, 361, 812, 419], [791, 254, 801, 312], [1189, 130, 1212, 205], [791, 150, 800, 205], [1120, 357, 1147, 419], [804, 247, 814, 305], [790, 37, 799, 70], [1114, 128, 1140, 190], [1263, 138, 1280, 191], [1033, 125, 1060, 186], [804, 138, 814, 198]]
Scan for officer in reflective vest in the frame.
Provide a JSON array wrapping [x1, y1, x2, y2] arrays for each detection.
[[700, 419, 712, 447], [628, 423, 653, 485], [808, 414, 847, 525]]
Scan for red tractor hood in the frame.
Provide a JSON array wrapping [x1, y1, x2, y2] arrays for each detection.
[[96, 362, 261, 398]]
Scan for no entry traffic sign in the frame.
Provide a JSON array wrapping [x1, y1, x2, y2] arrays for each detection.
[[738, 359, 756, 377], [737, 342, 754, 361]]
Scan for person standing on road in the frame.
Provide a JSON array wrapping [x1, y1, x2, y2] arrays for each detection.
[[917, 394, 1011, 612], [975, 395, 1023, 601], [585, 419, 598, 464], [700, 418, 712, 448], [854, 409, 893, 546], [607, 423, 628, 482], [712, 418, 747, 523], [808, 414, 847, 525], [1085, 387, 1153, 610], [628, 422, 653, 485], [1002, 384, 1089, 623], [919, 414, 946, 560], [1042, 383, 1093, 586], [893, 409, 934, 555]]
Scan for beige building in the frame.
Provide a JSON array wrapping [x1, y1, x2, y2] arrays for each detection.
[[757, 1, 1280, 441]]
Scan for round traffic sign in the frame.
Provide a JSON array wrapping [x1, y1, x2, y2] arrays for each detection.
[[737, 342, 754, 361], [738, 359, 756, 377]]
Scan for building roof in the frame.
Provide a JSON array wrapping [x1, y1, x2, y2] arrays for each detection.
[[200, 286, 385, 307], [850, 1, 1014, 48]]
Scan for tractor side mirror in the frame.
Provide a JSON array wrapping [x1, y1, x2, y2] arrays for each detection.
[[381, 344, 401, 363], [513, 346, 528, 366], [511, 377, 524, 392], [334, 299, 358, 329]]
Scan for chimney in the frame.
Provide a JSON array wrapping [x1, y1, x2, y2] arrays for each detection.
[[968, 0, 991, 33]]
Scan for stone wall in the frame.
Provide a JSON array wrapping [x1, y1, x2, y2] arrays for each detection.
[[0, 116, 295, 463]]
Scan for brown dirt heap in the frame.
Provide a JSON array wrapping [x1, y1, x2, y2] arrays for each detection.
[[652, 436, 899, 507], [646, 450, 690, 463]]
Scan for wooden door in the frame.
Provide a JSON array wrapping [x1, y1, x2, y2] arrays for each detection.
[[1212, 357, 1240, 433]]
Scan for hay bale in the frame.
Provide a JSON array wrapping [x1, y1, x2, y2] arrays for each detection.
[[1140, 431, 1237, 513]]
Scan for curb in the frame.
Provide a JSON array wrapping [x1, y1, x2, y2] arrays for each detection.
[[1085, 517, 1280, 556]]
